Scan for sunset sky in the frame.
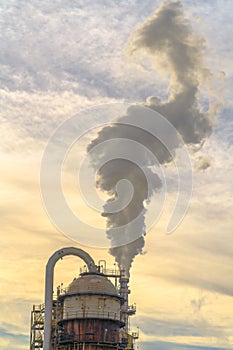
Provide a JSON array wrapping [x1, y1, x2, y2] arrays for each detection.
[[1, 1, 233, 350]]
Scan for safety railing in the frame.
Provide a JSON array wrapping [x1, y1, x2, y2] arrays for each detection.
[[57, 309, 121, 322]]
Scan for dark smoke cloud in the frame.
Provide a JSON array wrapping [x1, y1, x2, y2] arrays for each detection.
[[128, 0, 212, 144], [87, 0, 213, 276]]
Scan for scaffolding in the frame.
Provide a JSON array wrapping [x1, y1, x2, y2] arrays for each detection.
[[30, 304, 44, 350], [30, 301, 59, 350]]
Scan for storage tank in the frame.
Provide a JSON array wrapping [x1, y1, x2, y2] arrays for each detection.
[[55, 272, 124, 349]]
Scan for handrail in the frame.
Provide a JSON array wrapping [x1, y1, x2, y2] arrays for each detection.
[[57, 310, 120, 322]]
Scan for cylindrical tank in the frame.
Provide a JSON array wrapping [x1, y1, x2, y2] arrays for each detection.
[[54, 272, 125, 350]]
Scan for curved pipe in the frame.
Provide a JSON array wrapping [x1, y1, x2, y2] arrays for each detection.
[[43, 247, 97, 350]]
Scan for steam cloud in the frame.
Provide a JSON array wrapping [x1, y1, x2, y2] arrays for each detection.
[[87, 1, 213, 276]]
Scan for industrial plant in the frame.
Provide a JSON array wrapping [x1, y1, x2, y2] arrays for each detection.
[[30, 247, 139, 350]]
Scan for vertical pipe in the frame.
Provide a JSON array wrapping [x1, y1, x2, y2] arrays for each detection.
[[120, 271, 130, 333], [43, 247, 97, 350]]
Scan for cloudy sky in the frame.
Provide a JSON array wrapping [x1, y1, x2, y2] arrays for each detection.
[[1, 0, 233, 349]]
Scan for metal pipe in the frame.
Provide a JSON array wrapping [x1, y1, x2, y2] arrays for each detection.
[[43, 247, 97, 350], [120, 271, 130, 332]]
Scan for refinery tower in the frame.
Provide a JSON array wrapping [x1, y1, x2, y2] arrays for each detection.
[[30, 247, 139, 350]]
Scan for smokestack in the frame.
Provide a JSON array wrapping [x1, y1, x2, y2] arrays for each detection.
[[87, 0, 214, 276], [119, 271, 130, 332]]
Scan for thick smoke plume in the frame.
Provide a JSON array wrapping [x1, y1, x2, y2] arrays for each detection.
[[129, 0, 212, 143], [87, 1, 213, 276]]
